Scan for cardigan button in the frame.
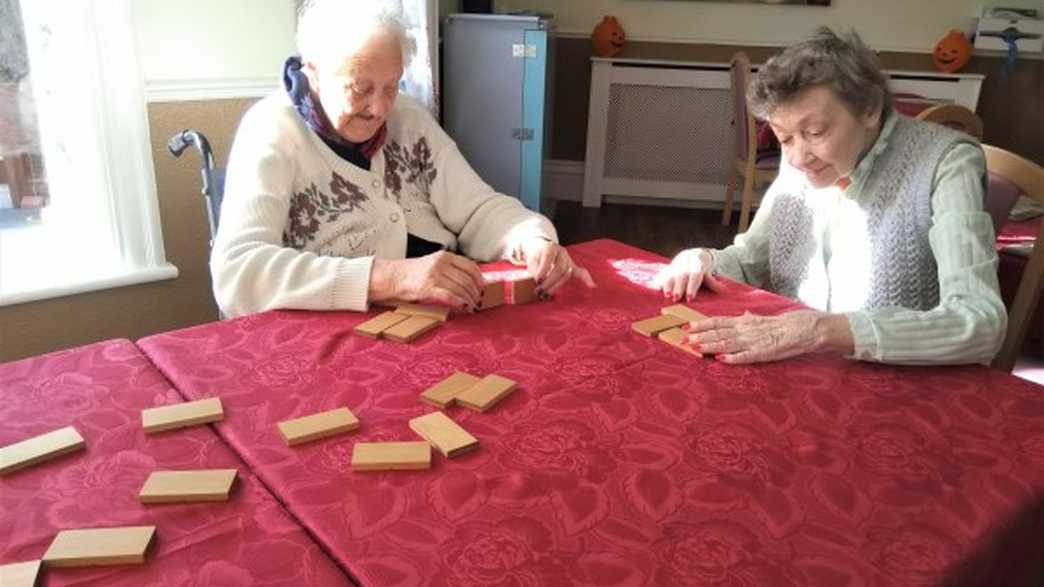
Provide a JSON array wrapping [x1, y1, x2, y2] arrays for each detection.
[[389, 212, 400, 223], [372, 179, 382, 189]]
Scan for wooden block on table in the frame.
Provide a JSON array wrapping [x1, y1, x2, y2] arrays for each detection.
[[278, 407, 360, 446], [382, 315, 440, 343], [478, 280, 505, 310], [0, 426, 85, 476], [456, 374, 517, 412], [409, 411, 479, 457], [351, 441, 431, 471], [42, 526, 156, 567], [511, 277, 539, 304], [142, 397, 223, 434], [658, 327, 703, 357], [138, 469, 238, 503], [354, 311, 410, 338], [394, 303, 451, 322], [632, 314, 688, 337], [661, 304, 709, 323], [420, 372, 482, 408], [0, 560, 41, 587]]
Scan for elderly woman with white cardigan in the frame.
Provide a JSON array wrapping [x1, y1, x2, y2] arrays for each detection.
[[211, 0, 593, 318], [657, 28, 1006, 366]]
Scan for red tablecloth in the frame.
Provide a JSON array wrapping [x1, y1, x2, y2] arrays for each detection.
[[0, 340, 350, 586], [139, 239, 1044, 586]]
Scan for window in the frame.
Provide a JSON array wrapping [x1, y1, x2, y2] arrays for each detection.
[[0, 0, 176, 306]]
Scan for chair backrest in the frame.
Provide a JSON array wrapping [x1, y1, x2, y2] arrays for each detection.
[[729, 52, 757, 166], [985, 144, 1044, 371], [916, 103, 984, 140]]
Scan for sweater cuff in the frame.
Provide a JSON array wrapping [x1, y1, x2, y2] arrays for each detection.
[[844, 311, 880, 362], [331, 256, 374, 312]]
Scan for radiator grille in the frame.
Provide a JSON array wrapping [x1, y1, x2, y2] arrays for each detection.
[[605, 83, 732, 184]]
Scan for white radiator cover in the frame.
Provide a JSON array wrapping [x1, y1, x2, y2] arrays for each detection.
[[582, 57, 984, 208]]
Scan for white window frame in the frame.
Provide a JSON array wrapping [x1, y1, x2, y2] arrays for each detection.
[[0, 0, 176, 306]]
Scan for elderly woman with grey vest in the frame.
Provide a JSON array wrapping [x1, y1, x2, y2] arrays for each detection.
[[656, 28, 1005, 365], [211, 0, 594, 318]]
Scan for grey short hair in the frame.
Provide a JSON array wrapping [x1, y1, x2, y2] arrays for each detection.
[[748, 27, 892, 120], [296, 0, 417, 68]]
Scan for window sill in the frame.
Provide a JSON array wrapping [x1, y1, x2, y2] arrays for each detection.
[[0, 263, 179, 307]]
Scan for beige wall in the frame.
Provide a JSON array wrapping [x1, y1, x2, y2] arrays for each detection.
[[0, 99, 255, 362], [133, 0, 295, 83], [497, 0, 1042, 51]]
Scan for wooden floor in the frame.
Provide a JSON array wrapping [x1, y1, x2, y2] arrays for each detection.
[[551, 200, 739, 258]]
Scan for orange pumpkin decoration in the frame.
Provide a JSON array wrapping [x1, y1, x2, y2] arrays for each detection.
[[592, 16, 626, 58], [932, 30, 972, 73]]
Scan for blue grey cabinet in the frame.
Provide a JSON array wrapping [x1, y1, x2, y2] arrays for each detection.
[[443, 13, 554, 212]]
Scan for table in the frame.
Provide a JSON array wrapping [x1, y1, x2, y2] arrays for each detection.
[[139, 239, 1044, 586], [0, 339, 350, 586]]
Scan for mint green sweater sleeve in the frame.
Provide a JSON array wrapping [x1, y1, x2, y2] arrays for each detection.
[[846, 143, 1007, 365], [709, 182, 779, 288]]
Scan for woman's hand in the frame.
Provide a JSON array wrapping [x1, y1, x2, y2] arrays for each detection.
[[684, 310, 854, 364], [369, 252, 485, 311], [521, 238, 596, 296], [655, 248, 726, 302]]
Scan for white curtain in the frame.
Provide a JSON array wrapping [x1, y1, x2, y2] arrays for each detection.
[[1, 0, 175, 304], [399, 0, 439, 116]]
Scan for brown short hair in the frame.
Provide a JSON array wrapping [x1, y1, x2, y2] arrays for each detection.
[[748, 27, 892, 120]]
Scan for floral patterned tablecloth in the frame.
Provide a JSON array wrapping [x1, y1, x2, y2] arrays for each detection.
[[139, 239, 1044, 586], [0, 339, 350, 586]]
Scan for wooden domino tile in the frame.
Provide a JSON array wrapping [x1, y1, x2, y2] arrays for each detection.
[[420, 372, 482, 408], [141, 397, 223, 434], [354, 311, 410, 338], [632, 314, 688, 337], [0, 560, 41, 587], [479, 280, 505, 310], [510, 277, 539, 305], [394, 303, 452, 322], [382, 315, 440, 343], [42, 526, 156, 567], [278, 407, 360, 446], [351, 441, 431, 471], [661, 304, 709, 323], [456, 374, 517, 412], [0, 426, 85, 476], [409, 411, 479, 458], [138, 469, 238, 503], [658, 327, 703, 357]]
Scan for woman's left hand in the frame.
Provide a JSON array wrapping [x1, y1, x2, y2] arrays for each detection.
[[521, 238, 596, 296], [685, 310, 853, 364]]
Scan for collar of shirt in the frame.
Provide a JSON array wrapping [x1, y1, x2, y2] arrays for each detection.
[[838, 109, 898, 193]]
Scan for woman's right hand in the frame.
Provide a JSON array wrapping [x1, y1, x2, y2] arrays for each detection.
[[655, 248, 726, 302], [370, 252, 484, 311]]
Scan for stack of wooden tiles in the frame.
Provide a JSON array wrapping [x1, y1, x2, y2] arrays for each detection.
[[632, 304, 708, 356], [353, 303, 450, 343]]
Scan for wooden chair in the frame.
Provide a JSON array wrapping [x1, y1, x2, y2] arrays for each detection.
[[916, 103, 984, 140], [986, 144, 1044, 371], [721, 52, 778, 233]]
